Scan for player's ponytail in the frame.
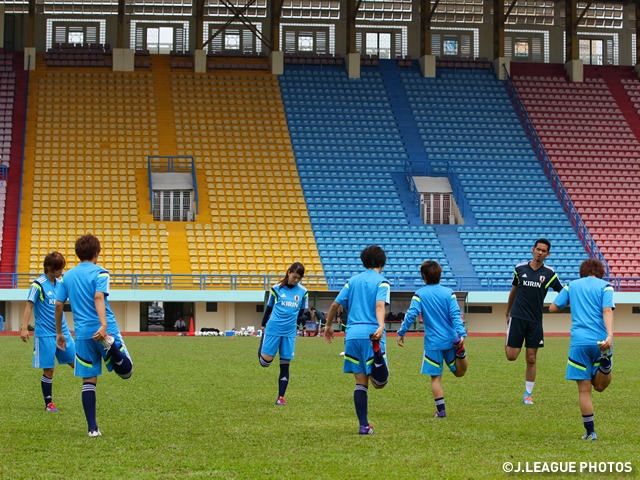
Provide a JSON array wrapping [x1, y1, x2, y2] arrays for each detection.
[[279, 262, 305, 287]]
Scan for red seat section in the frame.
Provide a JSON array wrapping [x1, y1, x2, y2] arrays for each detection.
[[511, 63, 640, 283]]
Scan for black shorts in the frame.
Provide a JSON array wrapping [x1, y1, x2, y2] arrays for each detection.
[[506, 317, 544, 349]]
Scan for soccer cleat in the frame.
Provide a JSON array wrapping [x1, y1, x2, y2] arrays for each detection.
[[523, 393, 534, 405], [45, 402, 59, 413], [433, 410, 446, 418], [359, 424, 375, 435], [99, 335, 115, 351], [597, 341, 612, 359], [88, 430, 102, 438], [369, 334, 381, 354], [582, 432, 598, 441], [275, 396, 286, 406]]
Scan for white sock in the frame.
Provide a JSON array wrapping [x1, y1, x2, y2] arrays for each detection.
[[526, 381, 534, 395]]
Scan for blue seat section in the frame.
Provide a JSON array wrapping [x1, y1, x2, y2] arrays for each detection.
[[280, 68, 453, 286], [402, 70, 587, 288]]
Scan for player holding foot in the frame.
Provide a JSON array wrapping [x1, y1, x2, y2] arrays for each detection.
[[324, 246, 390, 435], [257, 262, 308, 405], [505, 238, 563, 405], [549, 259, 614, 441], [55, 234, 133, 437], [21, 252, 75, 412], [397, 260, 467, 418]]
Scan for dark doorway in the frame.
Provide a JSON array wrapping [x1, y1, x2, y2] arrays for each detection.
[[163, 302, 194, 332]]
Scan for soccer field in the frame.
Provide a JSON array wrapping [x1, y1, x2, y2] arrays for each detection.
[[1, 335, 638, 479]]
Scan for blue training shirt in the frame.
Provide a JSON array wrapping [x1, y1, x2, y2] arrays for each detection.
[[27, 274, 70, 338], [335, 269, 390, 340], [397, 284, 466, 350], [553, 276, 615, 347], [264, 283, 309, 337], [56, 262, 120, 340]]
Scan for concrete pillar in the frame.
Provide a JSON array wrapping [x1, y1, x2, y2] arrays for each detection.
[[493, 57, 510, 79], [0, 4, 5, 50], [24, 47, 36, 71], [419, 55, 436, 78], [345, 52, 360, 79], [123, 301, 140, 333], [270, 51, 284, 75], [635, 64, 640, 77], [112, 48, 135, 72], [194, 49, 207, 73], [7, 301, 24, 332], [565, 59, 583, 82], [225, 302, 236, 331]]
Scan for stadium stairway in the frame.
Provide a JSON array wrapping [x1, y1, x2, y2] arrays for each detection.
[[379, 60, 425, 227], [150, 59, 190, 274], [0, 53, 25, 283], [281, 65, 452, 288], [402, 68, 587, 287], [432, 224, 482, 290]]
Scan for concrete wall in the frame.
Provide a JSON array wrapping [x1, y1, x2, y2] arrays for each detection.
[[7, 0, 638, 67], [5, 297, 640, 334]]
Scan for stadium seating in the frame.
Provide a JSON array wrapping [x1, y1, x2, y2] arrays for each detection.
[[512, 70, 640, 278], [0, 53, 15, 263], [170, 72, 324, 282], [403, 70, 587, 287], [20, 71, 158, 276], [280, 67, 452, 287]]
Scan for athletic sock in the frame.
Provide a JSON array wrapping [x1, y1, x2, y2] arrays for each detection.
[[354, 385, 369, 426], [525, 381, 534, 395], [435, 397, 446, 413], [453, 336, 466, 358], [41, 375, 53, 407], [258, 333, 265, 360], [278, 360, 290, 398], [598, 356, 612, 375], [371, 350, 389, 387], [81, 382, 98, 432], [108, 345, 133, 379], [259, 356, 272, 367], [582, 413, 595, 435]]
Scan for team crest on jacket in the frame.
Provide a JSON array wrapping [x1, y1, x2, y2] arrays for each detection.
[[294, 295, 300, 301], [539, 276, 545, 283]]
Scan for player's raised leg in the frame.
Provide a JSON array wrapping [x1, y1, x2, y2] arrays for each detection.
[[99, 334, 133, 379], [369, 335, 388, 388]]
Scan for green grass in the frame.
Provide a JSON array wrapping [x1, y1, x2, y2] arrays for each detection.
[[1, 336, 639, 479]]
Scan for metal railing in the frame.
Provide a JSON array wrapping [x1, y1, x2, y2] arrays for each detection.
[[0, 273, 515, 292], [407, 159, 467, 217], [502, 65, 610, 277], [147, 155, 199, 215], [15, 55, 31, 274]]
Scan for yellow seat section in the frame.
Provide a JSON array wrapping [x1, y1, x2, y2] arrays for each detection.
[[19, 65, 325, 289]]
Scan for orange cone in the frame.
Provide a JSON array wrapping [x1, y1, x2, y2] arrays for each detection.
[[187, 317, 195, 336]]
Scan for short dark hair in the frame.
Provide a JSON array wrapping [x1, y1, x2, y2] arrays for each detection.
[[534, 238, 551, 251], [43, 252, 66, 273], [420, 260, 442, 285], [360, 246, 386, 269], [579, 259, 605, 279], [75, 234, 101, 261]]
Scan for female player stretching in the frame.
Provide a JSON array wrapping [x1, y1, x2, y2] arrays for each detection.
[[397, 260, 468, 418], [258, 262, 308, 405]]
